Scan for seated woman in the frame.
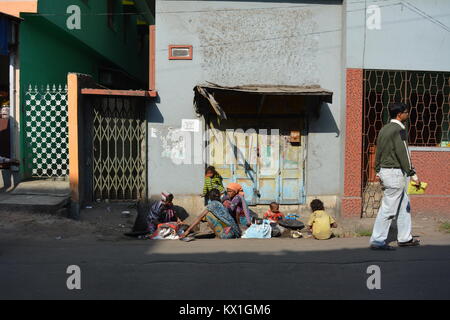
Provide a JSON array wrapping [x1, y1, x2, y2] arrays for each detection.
[[222, 183, 252, 228], [147, 192, 186, 234], [180, 189, 241, 239]]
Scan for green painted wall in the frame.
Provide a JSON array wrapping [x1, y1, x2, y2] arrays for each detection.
[[18, 16, 105, 178], [20, 0, 150, 87], [34, 0, 149, 84], [18, 0, 152, 178], [20, 16, 102, 86]]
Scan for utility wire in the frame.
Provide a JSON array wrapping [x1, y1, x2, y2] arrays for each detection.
[[156, 3, 450, 50], [20, 1, 450, 35], [362, 0, 368, 69], [155, 0, 397, 14], [21, 1, 394, 17], [402, 1, 450, 33]]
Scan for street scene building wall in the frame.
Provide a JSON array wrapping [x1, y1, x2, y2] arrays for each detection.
[[0, 0, 448, 219], [150, 0, 344, 214], [0, 0, 154, 180], [343, 0, 450, 216]]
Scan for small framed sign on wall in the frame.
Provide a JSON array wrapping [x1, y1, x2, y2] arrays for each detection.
[[169, 45, 193, 60]]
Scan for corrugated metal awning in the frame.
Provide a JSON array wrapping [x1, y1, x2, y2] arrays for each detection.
[[198, 82, 333, 100], [194, 82, 333, 120]]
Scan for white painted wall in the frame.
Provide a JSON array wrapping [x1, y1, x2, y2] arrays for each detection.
[[150, 0, 344, 201], [346, 0, 450, 71]]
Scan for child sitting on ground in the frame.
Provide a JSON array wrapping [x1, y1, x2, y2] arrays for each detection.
[[202, 166, 225, 205], [306, 199, 337, 240], [264, 202, 285, 237], [264, 202, 284, 223]]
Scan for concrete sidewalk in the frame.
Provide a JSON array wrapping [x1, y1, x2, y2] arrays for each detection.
[[0, 179, 69, 214]]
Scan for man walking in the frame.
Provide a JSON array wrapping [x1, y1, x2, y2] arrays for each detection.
[[370, 103, 421, 250]]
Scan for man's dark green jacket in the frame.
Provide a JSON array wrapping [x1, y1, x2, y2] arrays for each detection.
[[375, 121, 415, 176]]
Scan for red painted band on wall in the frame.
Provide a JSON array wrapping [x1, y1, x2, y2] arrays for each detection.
[[342, 68, 364, 217]]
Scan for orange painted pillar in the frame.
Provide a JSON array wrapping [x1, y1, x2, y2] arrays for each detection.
[[67, 73, 80, 219], [149, 25, 156, 92]]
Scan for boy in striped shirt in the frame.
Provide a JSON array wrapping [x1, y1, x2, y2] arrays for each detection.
[[202, 166, 225, 205]]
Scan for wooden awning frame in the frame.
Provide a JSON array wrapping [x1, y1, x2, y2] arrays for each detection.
[[194, 82, 333, 120], [81, 88, 158, 98]]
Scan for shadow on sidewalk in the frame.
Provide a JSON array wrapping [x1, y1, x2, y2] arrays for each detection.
[[1, 237, 449, 300]]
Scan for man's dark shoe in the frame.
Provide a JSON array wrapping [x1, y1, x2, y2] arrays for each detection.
[[370, 244, 396, 251], [398, 238, 420, 247]]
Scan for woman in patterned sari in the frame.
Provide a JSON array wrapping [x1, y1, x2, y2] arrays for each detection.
[[180, 189, 241, 239], [222, 183, 253, 228]]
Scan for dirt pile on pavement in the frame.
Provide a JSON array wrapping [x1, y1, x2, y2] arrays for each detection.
[[0, 211, 97, 240], [0, 202, 138, 241]]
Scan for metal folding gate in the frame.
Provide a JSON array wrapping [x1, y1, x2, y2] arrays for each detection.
[[87, 96, 147, 201], [362, 70, 450, 217]]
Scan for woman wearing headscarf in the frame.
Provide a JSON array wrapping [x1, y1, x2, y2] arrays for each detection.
[[147, 192, 185, 234], [222, 182, 252, 228], [180, 189, 241, 239]]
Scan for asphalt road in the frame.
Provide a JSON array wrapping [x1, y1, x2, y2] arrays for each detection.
[[1, 236, 450, 300]]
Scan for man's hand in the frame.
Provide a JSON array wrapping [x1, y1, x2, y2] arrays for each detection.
[[411, 174, 421, 189], [374, 173, 382, 184], [375, 174, 385, 190]]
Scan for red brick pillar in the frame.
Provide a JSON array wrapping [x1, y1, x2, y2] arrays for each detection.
[[342, 69, 364, 217], [409, 150, 450, 215]]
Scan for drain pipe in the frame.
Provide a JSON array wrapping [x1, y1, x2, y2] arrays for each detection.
[[9, 22, 17, 166], [149, 25, 156, 92]]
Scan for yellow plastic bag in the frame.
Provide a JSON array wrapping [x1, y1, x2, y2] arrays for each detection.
[[407, 181, 428, 195]]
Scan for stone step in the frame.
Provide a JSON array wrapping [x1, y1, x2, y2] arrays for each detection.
[[0, 193, 69, 214], [0, 178, 70, 214], [10, 179, 70, 197]]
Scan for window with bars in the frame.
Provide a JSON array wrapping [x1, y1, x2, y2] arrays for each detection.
[[362, 69, 450, 218], [407, 71, 450, 146], [364, 70, 450, 148]]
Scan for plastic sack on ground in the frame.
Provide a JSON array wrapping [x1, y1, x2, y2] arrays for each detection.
[[242, 219, 272, 239]]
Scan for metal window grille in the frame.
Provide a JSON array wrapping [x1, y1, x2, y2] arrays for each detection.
[[407, 71, 450, 146], [24, 84, 69, 178], [362, 70, 450, 217]]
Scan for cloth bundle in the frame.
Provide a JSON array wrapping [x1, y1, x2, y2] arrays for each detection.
[[242, 219, 272, 239], [150, 222, 188, 240]]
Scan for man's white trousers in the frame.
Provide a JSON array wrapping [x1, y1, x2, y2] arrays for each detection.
[[370, 168, 413, 246]]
